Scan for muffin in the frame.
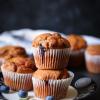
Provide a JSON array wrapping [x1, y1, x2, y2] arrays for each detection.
[[67, 34, 87, 67], [1, 56, 36, 91], [0, 45, 27, 67], [85, 45, 100, 73], [32, 69, 74, 99], [32, 32, 70, 69]]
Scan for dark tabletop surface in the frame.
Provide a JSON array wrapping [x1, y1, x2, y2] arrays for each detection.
[[70, 67, 100, 100]]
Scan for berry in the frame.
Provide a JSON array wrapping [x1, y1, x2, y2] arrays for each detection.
[[0, 85, 10, 93], [45, 96, 55, 100], [18, 90, 28, 98]]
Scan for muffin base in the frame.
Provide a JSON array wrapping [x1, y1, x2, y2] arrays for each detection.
[[32, 71, 74, 99]]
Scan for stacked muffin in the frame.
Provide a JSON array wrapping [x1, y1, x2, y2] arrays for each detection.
[[32, 33, 74, 99]]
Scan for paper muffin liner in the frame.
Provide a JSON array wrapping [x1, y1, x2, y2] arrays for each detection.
[[70, 49, 84, 56], [32, 71, 74, 99], [1, 65, 33, 91], [85, 51, 100, 73], [0, 58, 4, 72], [33, 47, 70, 69], [85, 51, 100, 64], [68, 49, 85, 67]]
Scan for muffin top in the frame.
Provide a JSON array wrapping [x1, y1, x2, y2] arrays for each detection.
[[0, 45, 27, 59], [32, 32, 70, 49], [86, 45, 100, 55], [3, 56, 37, 73], [33, 69, 69, 80], [67, 34, 87, 51]]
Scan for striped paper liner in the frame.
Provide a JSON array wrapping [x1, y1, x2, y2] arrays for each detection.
[[1, 65, 33, 91], [32, 71, 74, 99], [33, 47, 70, 69]]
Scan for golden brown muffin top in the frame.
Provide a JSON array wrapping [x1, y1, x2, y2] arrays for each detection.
[[86, 45, 100, 55], [67, 34, 87, 51], [33, 69, 69, 80], [3, 56, 37, 73], [0, 45, 27, 59], [32, 32, 70, 49]]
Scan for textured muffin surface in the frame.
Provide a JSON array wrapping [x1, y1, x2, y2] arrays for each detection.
[[67, 34, 87, 51], [33, 69, 69, 80], [32, 32, 70, 49], [0, 45, 27, 59], [86, 45, 100, 55], [3, 56, 36, 73]]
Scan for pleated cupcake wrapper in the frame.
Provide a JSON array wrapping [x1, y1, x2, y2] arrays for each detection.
[[33, 47, 70, 69], [0, 58, 4, 71], [85, 51, 100, 64], [85, 52, 100, 73], [32, 71, 74, 99], [1, 65, 33, 91], [70, 49, 85, 56]]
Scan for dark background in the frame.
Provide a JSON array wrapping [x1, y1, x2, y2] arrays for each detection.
[[0, 0, 100, 37]]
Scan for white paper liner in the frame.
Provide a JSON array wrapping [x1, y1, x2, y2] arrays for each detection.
[[33, 47, 70, 69], [0, 58, 5, 71], [32, 71, 74, 99], [85, 51, 100, 64], [1, 65, 33, 91], [70, 49, 85, 56]]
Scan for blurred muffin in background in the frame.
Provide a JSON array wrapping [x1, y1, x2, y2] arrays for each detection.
[[85, 45, 100, 74], [0, 45, 28, 67], [32, 32, 70, 69], [67, 34, 87, 67], [1, 56, 37, 91]]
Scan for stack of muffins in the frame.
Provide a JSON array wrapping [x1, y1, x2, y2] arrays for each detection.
[[32, 33, 74, 99]]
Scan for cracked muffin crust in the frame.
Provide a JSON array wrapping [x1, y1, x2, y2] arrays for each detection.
[[32, 32, 70, 49], [67, 34, 87, 51], [33, 69, 69, 80], [3, 56, 36, 73], [0, 45, 27, 59]]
